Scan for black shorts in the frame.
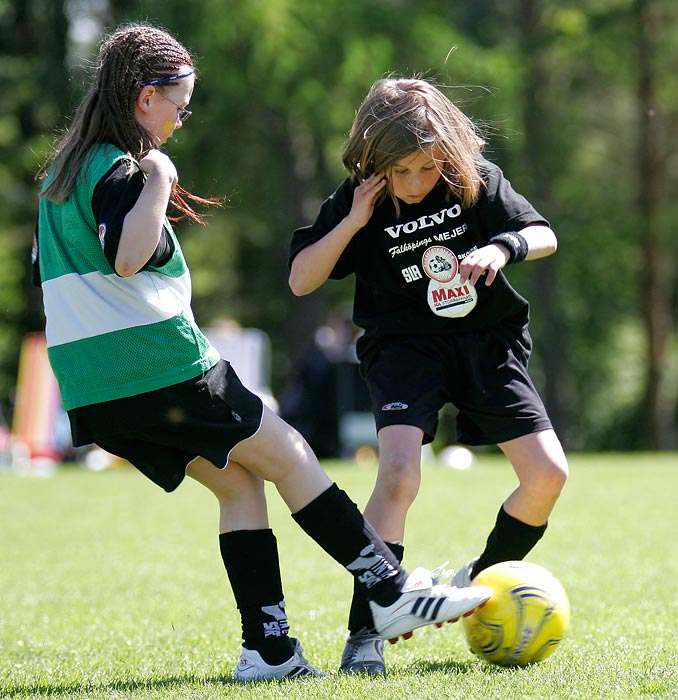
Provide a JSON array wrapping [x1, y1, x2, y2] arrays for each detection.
[[357, 328, 552, 446], [68, 360, 263, 492]]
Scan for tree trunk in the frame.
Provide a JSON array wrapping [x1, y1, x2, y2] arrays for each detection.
[[518, 0, 572, 443], [636, 0, 676, 449]]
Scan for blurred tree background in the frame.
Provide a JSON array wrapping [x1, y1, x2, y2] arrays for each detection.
[[0, 0, 676, 451]]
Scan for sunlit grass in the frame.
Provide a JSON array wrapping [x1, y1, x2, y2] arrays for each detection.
[[1, 452, 677, 699]]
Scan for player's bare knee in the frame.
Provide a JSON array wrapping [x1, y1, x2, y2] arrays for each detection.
[[525, 459, 567, 501], [376, 459, 420, 506], [548, 456, 569, 492]]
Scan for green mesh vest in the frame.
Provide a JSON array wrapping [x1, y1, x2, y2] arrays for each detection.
[[37, 143, 219, 410]]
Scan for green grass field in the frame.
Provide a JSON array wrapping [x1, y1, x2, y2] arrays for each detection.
[[2, 452, 677, 699]]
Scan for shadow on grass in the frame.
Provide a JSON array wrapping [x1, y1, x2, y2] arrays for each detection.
[[405, 658, 509, 675], [3, 674, 252, 698], [4, 661, 509, 696]]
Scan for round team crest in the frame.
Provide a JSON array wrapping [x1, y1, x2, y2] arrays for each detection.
[[422, 246, 458, 283]]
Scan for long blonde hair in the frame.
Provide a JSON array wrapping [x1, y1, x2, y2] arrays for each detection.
[[342, 77, 485, 214], [39, 23, 219, 223]]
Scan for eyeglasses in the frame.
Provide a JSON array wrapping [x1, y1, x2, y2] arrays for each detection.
[[158, 93, 192, 122]]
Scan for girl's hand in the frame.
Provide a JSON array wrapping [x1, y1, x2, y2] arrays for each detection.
[[459, 226, 556, 285], [139, 149, 178, 187], [345, 173, 386, 230], [459, 243, 510, 286]]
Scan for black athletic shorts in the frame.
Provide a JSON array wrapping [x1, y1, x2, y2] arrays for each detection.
[[68, 360, 263, 492], [357, 325, 552, 446]]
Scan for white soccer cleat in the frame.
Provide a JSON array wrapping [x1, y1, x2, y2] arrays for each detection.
[[369, 566, 493, 643], [234, 637, 325, 682], [451, 556, 480, 588]]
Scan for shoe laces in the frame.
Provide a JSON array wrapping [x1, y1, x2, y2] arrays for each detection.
[[344, 638, 361, 664], [343, 631, 380, 665], [428, 561, 453, 584], [290, 638, 308, 664]]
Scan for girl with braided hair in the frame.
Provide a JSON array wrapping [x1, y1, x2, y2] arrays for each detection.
[[39, 23, 213, 223], [34, 26, 491, 683]]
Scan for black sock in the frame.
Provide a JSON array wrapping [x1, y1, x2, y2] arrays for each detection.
[[219, 529, 294, 665], [292, 484, 407, 607], [348, 541, 404, 635], [472, 506, 548, 578]]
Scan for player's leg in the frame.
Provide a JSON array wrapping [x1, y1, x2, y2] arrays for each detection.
[[499, 428, 569, 526], [229, 406, 492, 643], [340, 337, 450, 673], [228, 406, 410, 607], [187, 457, 323, 680], [187, 454, 268, 531], [229, 403, 332, 511], [449, 324, 569, 588], [355, 336, 446, 544], [363, 424, 425, 542], [453, 429, 568, 586], [341, 424, 422, 674]]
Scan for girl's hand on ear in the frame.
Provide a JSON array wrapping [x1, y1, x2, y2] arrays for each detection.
[[345, 173, 386, 230]]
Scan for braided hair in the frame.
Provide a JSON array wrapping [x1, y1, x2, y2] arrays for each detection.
[[40, 23, 219, 223]]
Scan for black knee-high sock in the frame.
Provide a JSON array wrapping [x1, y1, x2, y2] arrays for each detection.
[[348, 542, 404, 635], [292, 484, 407, 607], [472, 506, 548, 578], [219, 529, 294, 664]]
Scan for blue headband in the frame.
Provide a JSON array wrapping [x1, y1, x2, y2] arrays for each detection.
[[143, 70, 194, 87]]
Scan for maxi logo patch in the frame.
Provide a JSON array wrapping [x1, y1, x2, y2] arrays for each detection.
[[427, 277, 478, 318]]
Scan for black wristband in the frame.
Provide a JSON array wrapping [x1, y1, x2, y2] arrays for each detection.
[[489, 231, 528, 264]]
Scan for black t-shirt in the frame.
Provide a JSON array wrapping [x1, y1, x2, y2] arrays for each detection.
[[92, 160, 174, 270], [289, 158, 548, 339]]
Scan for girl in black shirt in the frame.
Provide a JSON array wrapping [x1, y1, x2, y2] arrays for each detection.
[[289, 77, 569, 675]]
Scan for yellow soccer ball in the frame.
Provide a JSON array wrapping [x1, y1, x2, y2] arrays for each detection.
[[462, 560, 570, 666]]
